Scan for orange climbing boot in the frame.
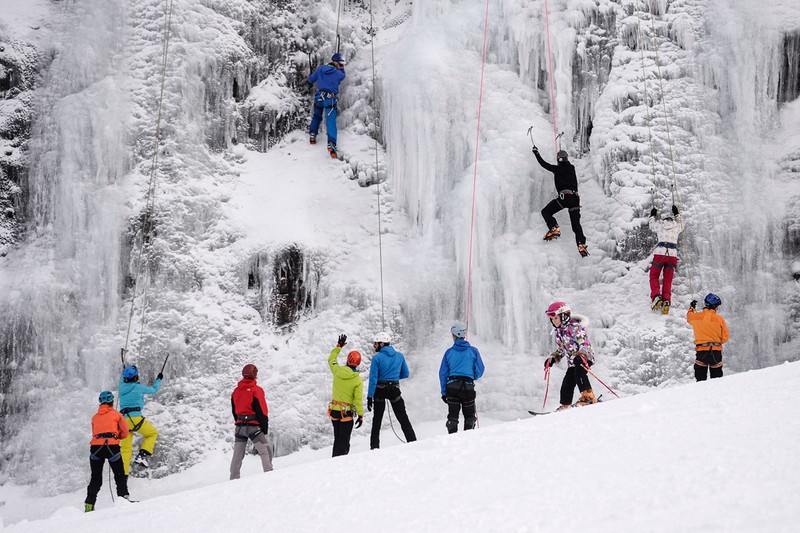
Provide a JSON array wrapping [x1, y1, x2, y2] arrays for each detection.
[[578, 243, 589, 257], [661, 299, 670, 315], [543, 227, 561, 241], [575, 389, 597, 406], [309, 133, 317, 145]]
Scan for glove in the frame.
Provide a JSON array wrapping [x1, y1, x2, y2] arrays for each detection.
[[367, 398, 373, 412], [672, 204, 679, 216], [337, 334, 347, 347], [441, 395, 448, 404], [354, 415, 363, 429], [157, 372, 163, 380], [532, 146, 539, 154], [650, 207, 657, 218], [690, 300, 697, 309]]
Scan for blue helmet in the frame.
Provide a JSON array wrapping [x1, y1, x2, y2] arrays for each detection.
[[99, 390, 114, 404], [122, 365, 139, 380], [450, 322, 467, 339], [704, 293, 721, 308], [331, 52, 345, 65]]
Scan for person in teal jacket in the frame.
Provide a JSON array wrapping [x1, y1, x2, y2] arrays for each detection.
[[118, 365, 162, 474], [327, 334, 364, 457], [439, 323, 485, 433], [367, 331, 416, 449]]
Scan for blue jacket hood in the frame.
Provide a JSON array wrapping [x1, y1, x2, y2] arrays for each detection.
[[118, 377, 162, 416], [367, 345, 410, 397], [308, 64, 346, 94], [438, 340, 485, 395]]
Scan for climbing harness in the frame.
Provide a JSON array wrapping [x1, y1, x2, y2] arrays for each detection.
[[464, 0, 491, 336], [327, 400, 356, 422]]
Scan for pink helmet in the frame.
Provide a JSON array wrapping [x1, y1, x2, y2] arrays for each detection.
[[545, 301, 570, 317]]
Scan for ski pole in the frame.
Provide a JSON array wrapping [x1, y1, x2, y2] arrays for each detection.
[[542, 365, 551, 409], [581, 364, 620, 398]]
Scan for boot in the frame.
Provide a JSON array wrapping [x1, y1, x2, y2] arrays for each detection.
[[327, 143, 337, 159], [309, 133, 317, 144], [84, 503, 94, 513], [134, 450, 150, 468], [543, 227, 561, 241], [575, 389, 597, 406], [577, 243, 589, 257], [651, 295, 663, 311], [555, 404, 572, 412], [661, 299, 670, 315]]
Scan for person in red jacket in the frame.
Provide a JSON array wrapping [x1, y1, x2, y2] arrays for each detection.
[[230, 364, 273, 479], [84, 391, 131, 512]]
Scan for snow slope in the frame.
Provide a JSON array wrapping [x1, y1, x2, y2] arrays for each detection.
[[6, 362, 800, 532]]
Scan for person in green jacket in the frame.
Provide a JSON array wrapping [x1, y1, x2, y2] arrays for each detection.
[[328, 334, 364, 457]]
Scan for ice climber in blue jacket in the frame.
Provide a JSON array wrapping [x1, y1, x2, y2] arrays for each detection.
[[118, 365, 163, 475], [307, 52, 346, 158], [367, 331, 417, 449], [439, 323, 485, 433]]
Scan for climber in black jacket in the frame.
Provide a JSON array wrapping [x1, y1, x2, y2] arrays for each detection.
[[533, 146, 589, 257]]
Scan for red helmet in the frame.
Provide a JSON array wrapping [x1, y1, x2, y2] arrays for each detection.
[[545, 301, 570, 317], [242, 364, 258, 379], [346, 351, 362, 367]]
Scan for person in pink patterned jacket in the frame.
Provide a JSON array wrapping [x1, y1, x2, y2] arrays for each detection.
[[543, 301, 597, 411]]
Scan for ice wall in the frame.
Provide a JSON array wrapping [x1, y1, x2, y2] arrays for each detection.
[[0, 0, 131, 487]]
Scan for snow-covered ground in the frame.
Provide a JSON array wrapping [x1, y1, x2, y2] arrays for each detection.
[[4, 362, 800, 532]]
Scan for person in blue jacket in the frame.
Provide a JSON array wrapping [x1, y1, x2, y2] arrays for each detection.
[[118, 365, 162, 475], [308, 52, 346, 158], [367, 331, 416, 449], [439, 323, 485, 433]]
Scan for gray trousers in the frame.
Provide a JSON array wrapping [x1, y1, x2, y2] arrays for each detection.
[[230, 425, 273, 480]]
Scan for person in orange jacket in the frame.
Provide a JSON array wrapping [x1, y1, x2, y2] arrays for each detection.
[[230, 364, 273, 479], [85, 391, 131, 512], [687, 293, 729, 381]]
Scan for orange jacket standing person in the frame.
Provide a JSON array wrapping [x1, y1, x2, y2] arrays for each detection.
[[85, 391, 131, 512], [687, 293, 729, 381]]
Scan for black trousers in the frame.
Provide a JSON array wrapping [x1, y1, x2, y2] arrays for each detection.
[[445, 380, 477, 433], [370, 385, 416, 449], [86, 444, 128, 505], [560, 363, 593, 405], [330, 410, 354, 457], [541, 196, 585, 245], [694, 350, 723, 381]]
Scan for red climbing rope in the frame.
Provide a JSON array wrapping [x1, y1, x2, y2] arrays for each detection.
[[543, 0, 560, 154], [464, 0, 491, 337]]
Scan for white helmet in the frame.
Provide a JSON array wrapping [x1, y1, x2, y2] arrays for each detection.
[[373, 331, 392, 343]]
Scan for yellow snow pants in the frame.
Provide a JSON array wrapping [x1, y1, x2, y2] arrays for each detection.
[[120, 416, 158, 475]]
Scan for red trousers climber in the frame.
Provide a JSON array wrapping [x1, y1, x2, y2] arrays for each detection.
[[649, 255, 678, 303]]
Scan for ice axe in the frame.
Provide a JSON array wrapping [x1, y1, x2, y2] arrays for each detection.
[[555, 131, 564, 151], [526, 125, 535, 147]]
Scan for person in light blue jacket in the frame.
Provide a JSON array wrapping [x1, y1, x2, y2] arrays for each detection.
[[367, 331, 416, 449], [308, 52, 346, 157], [118, 365, 162, 474], [439, 323, 485, 433]]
